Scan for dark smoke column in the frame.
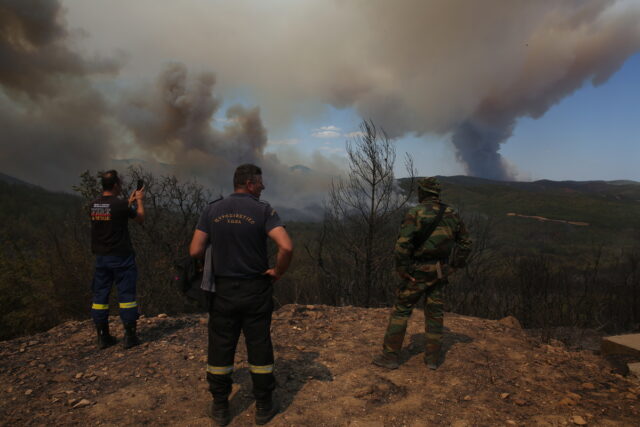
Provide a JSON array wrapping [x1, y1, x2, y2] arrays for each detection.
[[451, 119, 515, 181]]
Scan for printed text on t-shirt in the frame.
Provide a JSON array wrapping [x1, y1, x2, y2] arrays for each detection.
[[91, 203, 111, 221], [213, 213, 256, 225]]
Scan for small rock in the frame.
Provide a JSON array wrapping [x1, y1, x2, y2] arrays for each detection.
[[64, 390, 74, 395], [25, 389, 33, 396], [463, 395, 472, 401], [571, 415, 587, 425], [157, 313, 168, 318], [559, 398, 576, 406], [28, 340, 38, 346], [624, 393, 637, 400], [52, 397, 60, 403], [567, 392, 581, 401], [73, 399, 91, 408], [75, 373, 83, 379], [514, 399, 526, 406], [500, 393, 510, 399], [581, 383, 596, 390], [198, 318, 207, 325], [67, 398, 77, 406], [498, 316, 521, 329], [89, 376, 98, 382], [506, 421, 516, 426]]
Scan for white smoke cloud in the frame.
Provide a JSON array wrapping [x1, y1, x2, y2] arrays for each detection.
[[2, 0, 639, 196], [63, 0, 640, 180]]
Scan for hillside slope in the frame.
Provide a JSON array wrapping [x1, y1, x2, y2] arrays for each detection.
[[1, 305, 638, 426]]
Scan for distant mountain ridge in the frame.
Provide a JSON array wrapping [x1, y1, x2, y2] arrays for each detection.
[[3, 171, 639, 227], [0, 172, 39, 188]]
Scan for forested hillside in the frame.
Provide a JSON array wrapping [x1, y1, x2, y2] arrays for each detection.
[[1, 171, 639, 341]]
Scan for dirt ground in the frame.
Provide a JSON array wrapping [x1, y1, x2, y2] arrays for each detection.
[[1, 304, 639, 426]]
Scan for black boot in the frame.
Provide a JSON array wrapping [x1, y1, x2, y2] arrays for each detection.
[[255, 396, 279, 425], [123, 322, 140, 349], [95, 322, 116, 349], [209, 399, 231, 426]]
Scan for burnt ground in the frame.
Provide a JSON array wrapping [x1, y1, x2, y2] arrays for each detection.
[[1, 304, 639, 426]]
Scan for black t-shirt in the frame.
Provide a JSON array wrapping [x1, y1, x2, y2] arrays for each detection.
[[196, 193, 284, 279], [90, 195, 137, 256]]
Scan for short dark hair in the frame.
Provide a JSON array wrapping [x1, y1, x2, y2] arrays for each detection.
[[233, 164, 262, 188], [101, 170, 121, 191]]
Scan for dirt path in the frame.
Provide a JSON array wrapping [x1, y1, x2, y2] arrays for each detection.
[[1, 305, 638, 426], [506, 213, 589, 226]]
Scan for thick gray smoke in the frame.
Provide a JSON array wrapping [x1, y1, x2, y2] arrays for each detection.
[[0, 0, 119, 189], [337, 0, 640, 179], [2, 0, 640, 194], [118, 62, 338, 217], [120, 63, 267, 180], [444, 1, 640, 179], [62, 0, 640, 180], [0, 1, 338, 215]]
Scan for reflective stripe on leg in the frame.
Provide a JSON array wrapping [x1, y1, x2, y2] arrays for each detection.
[[207, 365, 233, 375], [119, 301, 137, 309], [92, 303, 109, 310], [249, 364, 274, 374]]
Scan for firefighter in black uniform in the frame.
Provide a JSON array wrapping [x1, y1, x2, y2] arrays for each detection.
[[190, 164, 293, 426], [89, 170, 145, 349]]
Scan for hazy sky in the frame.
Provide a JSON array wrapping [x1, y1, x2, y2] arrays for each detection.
[[1, 0, 639, 196]]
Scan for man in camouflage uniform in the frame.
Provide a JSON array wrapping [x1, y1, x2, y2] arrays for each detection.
[[373, 177, 471, 370]]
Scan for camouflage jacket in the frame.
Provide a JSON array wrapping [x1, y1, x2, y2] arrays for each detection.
[[395, 197, 472, 276]]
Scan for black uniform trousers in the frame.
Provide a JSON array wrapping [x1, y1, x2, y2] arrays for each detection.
[[207, 276, 276, 402]]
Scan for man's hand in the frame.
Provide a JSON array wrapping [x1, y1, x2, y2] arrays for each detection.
[[135, 187, 145, 201], [129, 188, 145, 224], [265, 226, 293, 282], [263, 268, 281, 282], [397, 271, 416, 283], [128, 188, 145, 205]]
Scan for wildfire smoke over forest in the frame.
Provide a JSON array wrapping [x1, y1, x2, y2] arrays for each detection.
[[1, 0, 639, 205]]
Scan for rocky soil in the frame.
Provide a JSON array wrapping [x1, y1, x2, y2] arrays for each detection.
[[1, 304, 639, 426]]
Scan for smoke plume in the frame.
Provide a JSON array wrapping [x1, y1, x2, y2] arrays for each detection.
[[117, 61, 337, 216], [0, 0, 120, 189], [120, 63, 266, 177], [61, 0, 640, 180], [2, 0, 640, 197]]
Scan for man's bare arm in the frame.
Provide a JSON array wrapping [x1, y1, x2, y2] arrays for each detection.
[[128, 189, 145, 224], [189, 229, 209, 258], [264, 226, 293, 281]]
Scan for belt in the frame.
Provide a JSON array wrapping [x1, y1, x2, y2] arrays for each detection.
[[214, 275, 270, 284]]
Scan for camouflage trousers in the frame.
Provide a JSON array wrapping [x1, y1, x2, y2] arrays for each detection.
[[382, 278, 445, 365]]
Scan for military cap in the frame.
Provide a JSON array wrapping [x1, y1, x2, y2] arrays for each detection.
[[417, 177, 441, 195]]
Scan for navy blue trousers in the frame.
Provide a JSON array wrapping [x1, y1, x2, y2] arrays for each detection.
[[91, 254, 139, 324]]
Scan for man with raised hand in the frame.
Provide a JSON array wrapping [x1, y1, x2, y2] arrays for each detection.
[[190, 163, 293, 426], [89, 170, 145, 350]]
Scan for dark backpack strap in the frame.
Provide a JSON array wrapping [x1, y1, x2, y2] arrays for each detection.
[[411, 203, 446, 254]]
